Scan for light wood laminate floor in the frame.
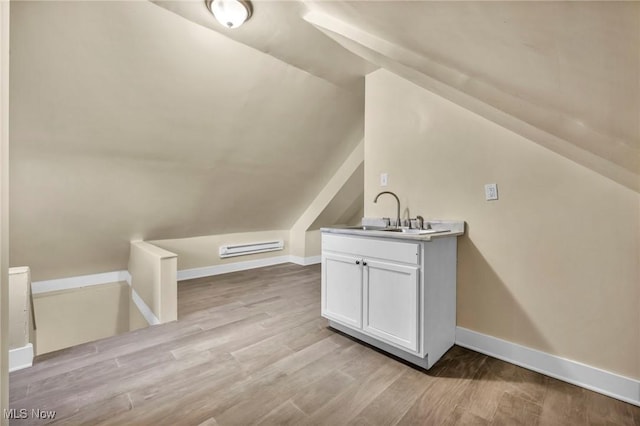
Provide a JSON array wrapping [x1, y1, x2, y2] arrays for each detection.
[[9, 263, 640, 425]]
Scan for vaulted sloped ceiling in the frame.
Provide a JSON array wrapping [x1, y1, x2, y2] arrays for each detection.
[[9, 1, 365, 280], [302, 1, 639, 191], [161, 0, 639, 190], [153, 0, 376, 88]]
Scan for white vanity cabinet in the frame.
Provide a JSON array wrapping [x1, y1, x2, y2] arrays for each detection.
[[321, 231, 458, 369], [363, 259, 419, 352], [322, 252, 363, 329]]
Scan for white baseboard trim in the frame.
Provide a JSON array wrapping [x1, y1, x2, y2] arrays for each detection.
[[176, 255, 320, 281], [130, 288, 160, 326], [28, 256, 320, 322], [177, 255, 290, 281], [9, 343, 34, 372], [32, 270, 130, 295], [31, 269, 158, 326], [124, 271, 132, 286], [30, 255, 322, 293], [123, 271, 159, 326], [289, 255, 322, 266], [455, 327, 640, 407]]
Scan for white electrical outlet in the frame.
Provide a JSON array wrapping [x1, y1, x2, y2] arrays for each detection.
[[380, 173, 388, 187], [485, 183, 498, 201]]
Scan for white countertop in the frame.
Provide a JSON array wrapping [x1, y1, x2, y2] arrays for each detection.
[[321, 220, 465, 242]]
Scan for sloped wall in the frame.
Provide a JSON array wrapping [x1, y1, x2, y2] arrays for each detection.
[[33, 281, 130, 354], [365, 69, 639, 380], [306, 1, 639, 191], [9, 1, 363, 281]]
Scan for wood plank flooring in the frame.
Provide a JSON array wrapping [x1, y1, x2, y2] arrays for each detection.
[[9, 263, 640, 425]]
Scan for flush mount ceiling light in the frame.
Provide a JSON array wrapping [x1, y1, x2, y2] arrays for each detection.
[[206, 0, 252, 29]]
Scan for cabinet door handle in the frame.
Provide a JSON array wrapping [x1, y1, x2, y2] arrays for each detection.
[[363, 261, 367, 266], [355, 260, 360, 265]]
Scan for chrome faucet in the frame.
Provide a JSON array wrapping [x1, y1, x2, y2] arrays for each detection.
[[415, 215, 431, 230], [374, 191, 401, 228]]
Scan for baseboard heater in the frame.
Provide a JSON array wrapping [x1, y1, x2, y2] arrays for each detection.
[[219, 240, 284, 258]]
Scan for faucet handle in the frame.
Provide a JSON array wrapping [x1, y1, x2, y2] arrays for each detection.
[[382, 217, 391, 227], [416, 215, 424, 230]]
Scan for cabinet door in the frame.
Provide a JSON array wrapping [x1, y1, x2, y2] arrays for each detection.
[[322, 253, 363, 329], [363, 260, 419, 352]]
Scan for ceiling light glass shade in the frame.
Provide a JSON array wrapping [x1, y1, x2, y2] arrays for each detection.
[[207, 0, 252, 29]]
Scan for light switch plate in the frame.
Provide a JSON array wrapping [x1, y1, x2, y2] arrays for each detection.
[[380, 173, 388, 187], [485, 183, 498, 201]]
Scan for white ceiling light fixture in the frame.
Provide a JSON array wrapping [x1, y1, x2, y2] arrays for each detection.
[[206, 0, 252, 29]]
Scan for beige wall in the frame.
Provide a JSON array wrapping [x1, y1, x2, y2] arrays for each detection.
[[304, 230, 322, 258], [308, 163, 364, 232], [129, 289, 149, 333], [128, 241, 177, 323], [290, 141, 364, 258], [8, 267, 31, 350], [304, 204, 363, 258], [0, 0, 9, 420], [365, 69, 640, 379], [33, 282, 129, 355], [151, 230, 291, 271]]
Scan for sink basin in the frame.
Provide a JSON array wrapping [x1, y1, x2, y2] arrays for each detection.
[[345, 226, 450, 235], [384, 228, 450, 235], [402, 228, 450, 235], [345, 225, 389, 231]]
